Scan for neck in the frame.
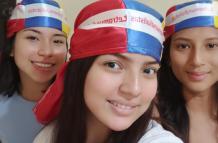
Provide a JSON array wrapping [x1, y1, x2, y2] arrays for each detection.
[[19, 77, 50, 102], [86, 113, 111, 143], [184, 86, 216, 118]]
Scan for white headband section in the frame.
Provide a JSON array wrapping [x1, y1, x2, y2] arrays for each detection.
[[166, 3, 218, 26], [10, 3, 67, 23], [78, 9, 164, 44]]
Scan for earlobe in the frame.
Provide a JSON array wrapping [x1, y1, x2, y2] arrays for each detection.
[[10, 49, 14, 57]]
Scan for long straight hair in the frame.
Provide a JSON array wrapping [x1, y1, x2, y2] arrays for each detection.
[[0, 36, 20, 97], [53, 56, 154, 143], [157, 38, 218, 143], [0, 0, 18, 97]]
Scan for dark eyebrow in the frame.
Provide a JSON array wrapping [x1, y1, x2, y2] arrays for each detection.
[[172, 37, 218, 45], [113, 53, 159, 65], [53, 34, 67, 38], [172, 37, 192, 42], [205, 37, 218, 41], [23, 29, 41, 34], [22, 29, 66, 38], [113, 54, 131, 61]]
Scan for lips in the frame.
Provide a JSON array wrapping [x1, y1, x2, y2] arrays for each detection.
[[31, 61, 55, 72], [32, 62, 54, 68], [186, 71, 209, 81], [107, 100, 138, 116], [109, 100, 135, 110]]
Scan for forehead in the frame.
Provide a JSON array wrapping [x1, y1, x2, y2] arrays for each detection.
[[172, 27, 218, 40]]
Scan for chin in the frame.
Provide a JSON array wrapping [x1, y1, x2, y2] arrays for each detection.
[[108, 121, 133, 131]]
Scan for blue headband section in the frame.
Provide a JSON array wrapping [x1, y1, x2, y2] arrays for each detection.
[[123, 0, 163, 62], [127, 29, 162, 62], [165, 0, 218, 38], [21, 0, 60, 8], [7, 0, 70, 37]]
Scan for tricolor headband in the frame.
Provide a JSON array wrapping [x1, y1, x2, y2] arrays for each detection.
[[7, 0, 70, 38], [34, 0, 164, 124], [165, 0, 218, 38], [70, 0, 164, 62]]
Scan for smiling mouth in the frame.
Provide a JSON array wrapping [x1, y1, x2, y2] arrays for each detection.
[[31, 61, 54, 68], [186, 71, 209, 81], [108, 100, 137, 110]]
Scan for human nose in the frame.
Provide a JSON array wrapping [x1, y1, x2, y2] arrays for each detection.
[[189, 47, 204, 67], [37, 40, 53, 57], [119, 72, 141, 99]]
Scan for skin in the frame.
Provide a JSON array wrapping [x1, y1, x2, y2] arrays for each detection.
[[11, 27, 67, 101], [170, 27, 218, 143], [84, 53, 159, 143]]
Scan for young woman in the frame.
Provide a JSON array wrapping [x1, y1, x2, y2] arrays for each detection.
[[33, 0, 183, 143], [157, 1, 218, 143], [0, 0, 69, 142]]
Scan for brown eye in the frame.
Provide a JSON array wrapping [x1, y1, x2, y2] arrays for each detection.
[[104, 62, 120, 70], [207, 43, 218, 49], [26, 36, 39, 41], [177, 43, 190, 49], [54, 40, 64, 44], [143, 67, 157, 75]]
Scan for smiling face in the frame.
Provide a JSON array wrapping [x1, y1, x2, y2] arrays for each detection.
[[84, 53, 159, 132], [12, 27, 67, 85], [170, 27, 218, 95]]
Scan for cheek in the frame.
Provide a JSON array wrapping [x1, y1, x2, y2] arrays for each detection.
[[84, 67, 107, 97], [141, 80, 157, 101], [13, 47, 30, 62], [14, 41, 38, 60], [85, 71, 116, 96], [211, 57, 218, 67], [170, 54, 186, 78], [211, 61, 218, 81], [170, 49, 186, 69], [53, 49, 68, 62]]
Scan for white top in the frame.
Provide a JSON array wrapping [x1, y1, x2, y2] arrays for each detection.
[[138, 120, 183, 143], [34, 120, 183, 143]]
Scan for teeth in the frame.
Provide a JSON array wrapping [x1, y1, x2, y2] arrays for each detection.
[[110, 101, 133, 110], [34, 62, 53, 68]]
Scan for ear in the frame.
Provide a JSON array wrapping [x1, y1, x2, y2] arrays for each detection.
[[10, 48, 14, 57]]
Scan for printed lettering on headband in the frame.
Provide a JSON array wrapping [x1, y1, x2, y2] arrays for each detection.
[[10, 3, 67, 23], [166, 2, 218, 26], [78, 9, 164, 44]]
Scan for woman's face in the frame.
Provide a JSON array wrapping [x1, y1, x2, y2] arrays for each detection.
[[12, 27, 67, 84], [84, 53, 159, 131], [170, 27, 218, 95]]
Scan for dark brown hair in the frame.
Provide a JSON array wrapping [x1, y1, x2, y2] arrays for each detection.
[[0, 0, 19, 97]]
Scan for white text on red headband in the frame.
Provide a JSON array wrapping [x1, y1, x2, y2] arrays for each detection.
[[78, 9, 164, 44]]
